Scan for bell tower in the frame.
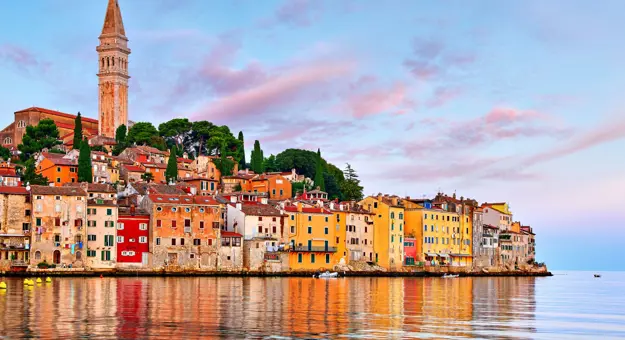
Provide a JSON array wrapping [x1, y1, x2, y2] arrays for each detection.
[[97, 0, 130, 138]]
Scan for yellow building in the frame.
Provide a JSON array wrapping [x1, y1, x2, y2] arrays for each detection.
[[359, 195, 404, 270], [284, 203, 338, 270]]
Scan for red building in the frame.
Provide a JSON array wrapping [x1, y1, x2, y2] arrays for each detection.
[[117, 204, 150, 267], [403, 237, 417, 266]]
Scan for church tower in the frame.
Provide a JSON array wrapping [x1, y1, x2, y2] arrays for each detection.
[[97, 0, 130, 138]]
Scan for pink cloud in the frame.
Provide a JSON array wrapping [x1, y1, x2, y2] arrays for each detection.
[[259, 0, 322, 28], [0, 44, 50, 74], [525, 116, 625, 166], [403, 37, 475, 82], [191, 58, 356, 123], [426, 86, 464, 108], [343, 82, 416, 118]]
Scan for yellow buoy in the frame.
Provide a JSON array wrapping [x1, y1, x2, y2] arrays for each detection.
[[36, 278, 42, 283], [45, 277, 52, 283], [23, 278, 29, 285], [27, 279, 34, 286], [0, 282, 6, 289]]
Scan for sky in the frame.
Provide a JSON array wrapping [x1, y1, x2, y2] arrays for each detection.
[[1, 0, 624, 271]]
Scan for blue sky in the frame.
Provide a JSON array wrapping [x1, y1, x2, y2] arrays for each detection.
[[1, 0, 624, 270]]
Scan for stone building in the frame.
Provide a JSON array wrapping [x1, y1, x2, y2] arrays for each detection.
[[85, 197, 118, 269], [141, 194, 221, 270], [0, 187, 32, 270], [97, 0, 130, 138], [30, 185, 88, 267]]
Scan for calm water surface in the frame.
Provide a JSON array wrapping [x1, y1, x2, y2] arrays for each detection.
[[0, 271, 623, 339]]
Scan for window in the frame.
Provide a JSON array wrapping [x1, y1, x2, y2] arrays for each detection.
[[117, 236, 124, 243], [139, 236, 147, 243], [424, 224, 427, 231], [156, 207, 162, 212], [180, 238, 185, 245], [106, 208, 112, 216], [272, 189, 276, 195], [88, 234, 96, 241], [290, 215, 295, 221], [324, 227, 328, 235], [258, 226, 262, 233], [298, 253, 302, 263], [391, 212, 395, 219], [55, 217, 61, 227], [272, 226, 277, 233], [391, 235, 394, 243], [57, 167, 61, 172], [185, 219, 191, 227], [308, 216, 312, 222], [325, 216, 329, 223], [193, 239, 201, 246], [156, 237, 161, 245], [199, 208, 205, 213], [326, 254, 330, 264], [139, 223, 147, 230], [199, 221, 204, 229], [374, 202, 378, 209], [156, 220, 162, 227], [101, 250, 111, 261], [391, 223, 394, 231], [280, 189, 283, 196], [87, 250, 96, 257], [171, 221, 177, 228], [172, 239, 176, 246], [311, 254, 315, 263], [171, 207, 177, 212], [308, 226, 312, 234], [104, 235, 114, 246], [290, 226, 295, 234]]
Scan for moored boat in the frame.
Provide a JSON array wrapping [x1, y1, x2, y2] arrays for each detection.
[[442, 274, 459, 278]]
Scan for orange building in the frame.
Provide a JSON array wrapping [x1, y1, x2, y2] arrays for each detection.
[[249, 174, 292, 199], [36, 153, 78, 186], [143, 162, 167, 184]]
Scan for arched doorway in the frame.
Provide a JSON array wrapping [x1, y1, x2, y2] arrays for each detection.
[[76, 251, 82, 261], [53, 250, 61, 264]]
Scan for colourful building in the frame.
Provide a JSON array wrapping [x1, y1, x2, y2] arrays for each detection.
[[30, 185, 87, 267], [86, 197, 118, 269], [36, 153, 78, 186], [117, 204, 150, 267], [359, 195, 405, 270], [0, 186, 31, 270], [403, 237, 417, 265], [284, 203, 337, 270]]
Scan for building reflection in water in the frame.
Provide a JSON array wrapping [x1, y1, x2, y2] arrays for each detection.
[[0, 276, 537, 338]]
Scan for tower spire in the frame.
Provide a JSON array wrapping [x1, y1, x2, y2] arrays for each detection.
[[101, 0, 126, 37], [97, 0, 130, 138]]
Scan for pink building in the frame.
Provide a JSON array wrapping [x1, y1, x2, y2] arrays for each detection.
[[403, 237, 417, 266]]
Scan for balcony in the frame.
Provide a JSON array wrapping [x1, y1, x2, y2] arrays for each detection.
[[184, 227, 191, 233], [292, 246, 337, 252], [11, 260, 29, 267]]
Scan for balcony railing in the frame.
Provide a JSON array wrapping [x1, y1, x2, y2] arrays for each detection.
[[292, 245, 337, 252], [11, 260, 28, 267]]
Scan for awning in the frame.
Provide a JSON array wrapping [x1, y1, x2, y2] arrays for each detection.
[[438, 253, 450, 258], [425, 252, 438, 257]]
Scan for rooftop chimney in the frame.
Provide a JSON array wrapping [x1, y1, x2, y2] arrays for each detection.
[[130, 204, 136, 216]]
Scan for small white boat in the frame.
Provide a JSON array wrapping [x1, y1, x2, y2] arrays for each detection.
[[594, 274, 601, 278], [316, 271, 339, 278], [442, 274, 459, 279]]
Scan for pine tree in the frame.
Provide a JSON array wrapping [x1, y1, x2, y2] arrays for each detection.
[[73, 112, 83, 150], [250, 140, 264, 174], [77, 140, 93, 183], [165, 145, 179, 184], [237, 131, 246, 170], [341, 163, 363, 201], [313, 148, 325, 191], [22, 159, 48, 186]]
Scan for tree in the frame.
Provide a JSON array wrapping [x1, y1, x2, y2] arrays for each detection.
[[233, 182, 242, 192], [313, 149, 325, 191], [291, 181, 312, 197], [148, 136, 167, 151], [17, 119, 61, 161], [127, 122, 159, 146], [77, 140, 93, 183], [213, 143, 235, 177], [21, 159, 48, 186], [263, 154, 278, 172], [141, 172, 154, 183], [323, 172, 341, 200], [341, 163, 364, 201], [159, 118, 192, 147], [113, 124, 128, 155], [165, 145, 179, 184], [237, 131, 246, 169], [0, 145, 10, 160], [189, 121, 215, 156], [250, 140, 264, 174], [274, 149, 319, 179], [73, 112, 83, 149]]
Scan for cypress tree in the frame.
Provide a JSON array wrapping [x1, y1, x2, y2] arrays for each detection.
[[165, 145, 179, 184], [250, 140, 264, 174], [313, 148, 325, 191], [77, 140, 93, 183], [73, 112, 83, 150], [237, 131, 245, 170]]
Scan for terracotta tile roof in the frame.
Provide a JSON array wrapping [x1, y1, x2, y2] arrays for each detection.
[[46, 157, 77, 166], [194, 196, 219, 205], [117, 195, 139, 207], [234, 203, 285, 217], [133, 183, 186, 196], [143, 162, 168, 169], [283, 206, 332, 214], [179, 177, 219, 182], [0, 168, 18, 177], [135, 145, 167, 155], [30, 185, 87, 196], [63, 183, 116, 193], [483, 224, 499, 229], [221, 231, 243, 238], [0, 186, 29, 195], [148, 194, 195, 205], [123, 165, 145, 173], [177, 157, 193, 164], [14, 107, 98, 123], [118, 206, 150, 216]]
